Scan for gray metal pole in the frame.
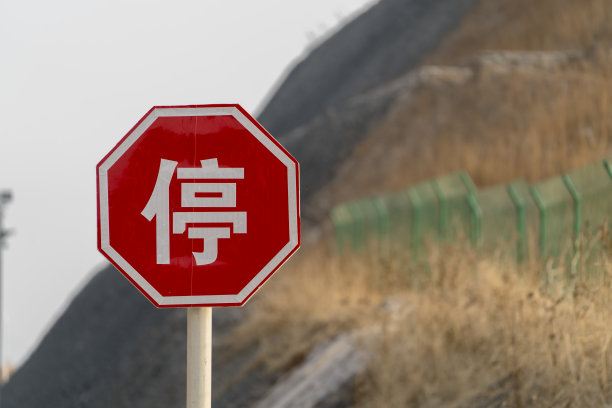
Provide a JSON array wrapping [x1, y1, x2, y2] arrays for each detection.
[[0, 190, 13, 406], [0, 210, 2, 408]]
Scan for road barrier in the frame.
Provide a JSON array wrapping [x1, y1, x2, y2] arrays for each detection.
[[331, 159, 612, 261]]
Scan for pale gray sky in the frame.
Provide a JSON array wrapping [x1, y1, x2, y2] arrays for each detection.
[[0, 0, 376, 367]]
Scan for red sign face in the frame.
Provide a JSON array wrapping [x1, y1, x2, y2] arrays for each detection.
[[97, 105, 300, 307]]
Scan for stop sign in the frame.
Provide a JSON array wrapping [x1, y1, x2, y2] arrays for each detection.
[[97, 105, 300, 307]]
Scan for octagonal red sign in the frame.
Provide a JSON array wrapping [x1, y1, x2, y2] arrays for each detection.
[[97, 105, 300, 307]]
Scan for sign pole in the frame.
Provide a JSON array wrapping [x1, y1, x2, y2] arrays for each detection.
[[187, 307, 212, 408], [0, 190, 12, 405], [97, 104, 300, 406]]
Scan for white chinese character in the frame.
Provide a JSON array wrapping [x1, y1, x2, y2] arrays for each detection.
[[142, 158, 246, 266]]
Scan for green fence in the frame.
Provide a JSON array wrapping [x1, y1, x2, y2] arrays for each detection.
[[331, 159, 612, 262]]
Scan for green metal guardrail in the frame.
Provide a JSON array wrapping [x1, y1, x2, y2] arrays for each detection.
[[331, 159, 612, 262], [506, 181, 539, 262], [530, 176, 574, 258], [432, 171, 471, 241], [478, 183, 517, 256]]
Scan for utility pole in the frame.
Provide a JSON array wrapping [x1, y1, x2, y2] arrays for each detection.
[[0, 190, 13, 406]]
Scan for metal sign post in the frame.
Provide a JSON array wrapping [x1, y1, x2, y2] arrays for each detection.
[[0, 190, 13, 406], [186, 307, 212, 408], [97, 105, 300, 408]]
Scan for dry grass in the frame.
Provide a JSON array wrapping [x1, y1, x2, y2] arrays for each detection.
[[222, 243, 388, 372], [384, 55, 612, 188], [319, 50, 612, 208], [234, 235, 612, 407], [427, 0, 612, 186], [312, 0, 612, 210], [230, 1, 612, 405], [431, 0, 612, 64], [359, 241, 612, 408]]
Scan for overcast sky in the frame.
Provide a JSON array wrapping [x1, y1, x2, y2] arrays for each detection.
[[0, 0, 376, 367]]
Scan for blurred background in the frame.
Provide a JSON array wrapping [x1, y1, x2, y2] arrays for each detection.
[[2, 0, 612, 406], [0, 0, 374, 368]]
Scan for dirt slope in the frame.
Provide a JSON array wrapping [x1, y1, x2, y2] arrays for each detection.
[[312, 0, 612, 213], [313, 49, 612, 213]]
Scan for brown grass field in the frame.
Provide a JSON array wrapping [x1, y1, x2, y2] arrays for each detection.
[[360, 238, 612, 407], [237, 230, 612, 407], [233, 0, 612, 406]]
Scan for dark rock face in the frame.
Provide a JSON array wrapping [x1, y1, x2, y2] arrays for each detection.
[[257, 0, 477, 138], [3, 265, 182, 408], [279, 96, 395, 222], [258, 0, 478, 216], [4, 265, 263, 408], [4, 0, 478, 406]]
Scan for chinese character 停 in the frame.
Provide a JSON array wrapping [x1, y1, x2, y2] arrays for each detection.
[[142, 158, 246, 266]]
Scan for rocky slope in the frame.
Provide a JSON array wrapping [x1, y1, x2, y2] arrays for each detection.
[[258, 0, 478, 221], [258, 0, 476, 137]]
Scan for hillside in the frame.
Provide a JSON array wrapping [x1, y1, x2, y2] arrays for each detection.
[[255, 0, 612, 406], [3, 0, 481, 407], [306, 0, 612, 221], [6, 0, 612, 406], [314, 48, 612, 214], [258, 0, 477, 137], [257, 0, 479, 223]]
